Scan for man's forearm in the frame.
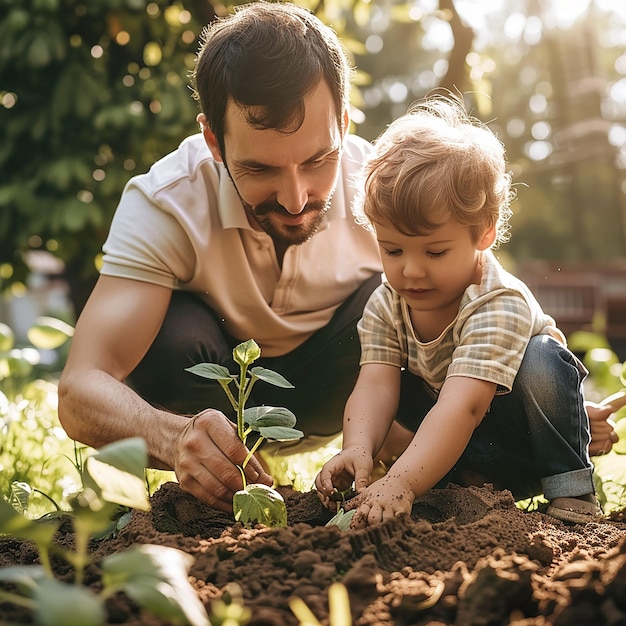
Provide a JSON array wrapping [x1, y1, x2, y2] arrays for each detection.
[[58, 368, 188, 470]]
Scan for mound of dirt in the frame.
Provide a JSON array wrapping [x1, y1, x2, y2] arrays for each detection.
[[2, 482, 626, 625]]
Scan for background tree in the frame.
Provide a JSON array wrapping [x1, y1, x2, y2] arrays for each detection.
[[0, 0, 203, 313], [479, 1, 626, 264]]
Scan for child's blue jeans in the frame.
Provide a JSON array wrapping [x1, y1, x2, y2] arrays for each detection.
[[395, 335, 595, 501]]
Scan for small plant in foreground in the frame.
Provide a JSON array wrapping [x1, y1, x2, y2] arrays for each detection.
[[289, 582, 352, 626], [186, 339, 303, 527], [0, 437, 210, 626]]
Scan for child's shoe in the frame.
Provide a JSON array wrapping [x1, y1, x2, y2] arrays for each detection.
[[546, 493, 603, 524]]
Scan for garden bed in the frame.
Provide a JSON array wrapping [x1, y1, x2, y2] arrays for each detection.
[[2, 481, 626, 624]]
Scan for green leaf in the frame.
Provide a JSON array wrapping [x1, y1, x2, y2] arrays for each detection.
[[257, 425, 304, 442], [84, 439, 150, 511], [43, 158, 91, 191], [120, 580, 192, 623], [6, 350, 36, 378], [68, 490, 119, 539], [9, 481, 32, 515], [27, 34, 52, 68], [233, 339, 261, 367], [0, 322, 15, 352], [126, 0, 147, 10], [0, 565, 47, 595], [208, 583, 251, 624], [243, 406, 297, 430], [27, 316, 74, 350], [233, 483, 287, 527], [326, 508, 356, 530], [6, 8, 30, 31], [35, 577, 105, 626], [185, 362, 234, 382], [102, 545, 210, 626], [84, 458, 150, 511], [102, 543, 191, 581], [250, 366, 294, 388], [90, 437, 147, 479]]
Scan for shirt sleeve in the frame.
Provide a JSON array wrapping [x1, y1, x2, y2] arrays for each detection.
[[358, 284, 406, 367], [447, 291, 533, 392], [101, 185, 195, 288]]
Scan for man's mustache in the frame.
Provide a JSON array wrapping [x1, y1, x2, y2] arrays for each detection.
[[254, 200, 327, 216]]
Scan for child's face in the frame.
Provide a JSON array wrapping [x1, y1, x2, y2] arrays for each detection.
[[374, 218, 495, 315]]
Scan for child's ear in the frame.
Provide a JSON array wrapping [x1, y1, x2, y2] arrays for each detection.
[[477, 224, 497, 250]]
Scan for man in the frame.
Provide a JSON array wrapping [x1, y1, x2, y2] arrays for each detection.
[[59, 2, 385, 513], [58, 1, 616, 513]]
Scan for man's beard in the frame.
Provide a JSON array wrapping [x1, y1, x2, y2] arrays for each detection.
[[223, 160, 334, 246], [242, 196, 332, 246]]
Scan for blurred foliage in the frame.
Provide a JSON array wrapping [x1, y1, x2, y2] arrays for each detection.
[[480, 5, 626, 265], [0, 319, 78, 517], [0, 0, 204, 312]]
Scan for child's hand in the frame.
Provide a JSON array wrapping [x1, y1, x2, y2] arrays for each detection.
[[315, 447, 373, 509], [343, 474, 415, 528]]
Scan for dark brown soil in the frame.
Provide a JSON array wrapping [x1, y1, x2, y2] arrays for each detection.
[[2, 482, 626, 625]]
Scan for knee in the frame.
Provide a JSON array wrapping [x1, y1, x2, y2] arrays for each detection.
[[518, 335, 577, 380], [515, 335, 585, 404]]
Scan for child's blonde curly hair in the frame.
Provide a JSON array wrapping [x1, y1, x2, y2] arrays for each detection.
[[354, 95, 513, 247]]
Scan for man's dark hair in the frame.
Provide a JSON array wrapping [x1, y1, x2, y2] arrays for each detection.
[[190, 1, 353, 155]]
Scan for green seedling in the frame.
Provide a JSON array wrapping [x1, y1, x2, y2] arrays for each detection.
[[186, 339, 303, 527], [0, 317, 79, 517], [326, 507, 356, 530], [0, 437, 210, 626], [326, 488, 357, 530]]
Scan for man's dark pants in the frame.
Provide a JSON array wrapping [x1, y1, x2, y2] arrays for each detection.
[[127, 274, 382, 437]]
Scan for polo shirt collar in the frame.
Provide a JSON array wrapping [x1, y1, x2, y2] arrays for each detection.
[[216, 163, 252, 230]]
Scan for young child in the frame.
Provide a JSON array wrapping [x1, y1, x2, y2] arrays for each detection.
[[315, 95, 601, 528]]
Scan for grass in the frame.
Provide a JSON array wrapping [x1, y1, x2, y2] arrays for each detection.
[[0, 378, 80, 518], [592, 445, 626, 514]]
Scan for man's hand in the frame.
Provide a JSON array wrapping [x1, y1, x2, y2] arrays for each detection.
[[586, 390, 625, 456], [174, 409, 273, 512]]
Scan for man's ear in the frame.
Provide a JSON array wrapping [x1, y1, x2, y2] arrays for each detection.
[[477, 223, 497, 250], [342, 108, 350, 139], [196, 113, 223, 162]]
